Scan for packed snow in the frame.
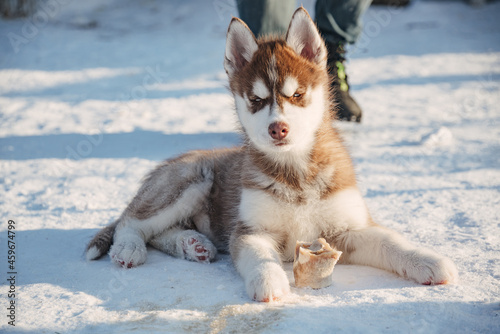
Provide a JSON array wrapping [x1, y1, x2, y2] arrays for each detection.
[[1, 0, 499, 333]]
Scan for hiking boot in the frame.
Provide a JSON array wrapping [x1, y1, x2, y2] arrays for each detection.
[[327, 42, 363, 122]]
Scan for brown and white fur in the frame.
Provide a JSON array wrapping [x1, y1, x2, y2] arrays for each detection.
[[86, 8, 458, 302]]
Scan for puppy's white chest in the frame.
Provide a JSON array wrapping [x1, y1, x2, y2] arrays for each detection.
[[239, 187, 325, 260], [238, 186, 369, 261]]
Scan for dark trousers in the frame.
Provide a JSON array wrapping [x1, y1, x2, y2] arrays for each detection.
[[236, 0, 372, 45]]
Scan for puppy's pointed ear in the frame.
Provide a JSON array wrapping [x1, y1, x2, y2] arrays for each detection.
[[224, 18, 258, 77], [286, 7, 327, 68]]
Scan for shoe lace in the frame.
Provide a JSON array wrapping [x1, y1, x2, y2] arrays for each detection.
[[327, 41, 350, 92], [335, 60, 349, 92]]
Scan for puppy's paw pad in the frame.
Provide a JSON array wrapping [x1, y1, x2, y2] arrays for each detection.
[[256, 295, 281, 303], [181, 236, 215, 263], [112, 257, 134, 268]]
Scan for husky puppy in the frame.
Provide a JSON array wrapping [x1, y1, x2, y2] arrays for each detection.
[[86, 8, 458, 302]]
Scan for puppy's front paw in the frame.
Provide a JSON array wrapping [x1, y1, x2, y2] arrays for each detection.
[[402, 249, 458, 285], [109, 234, 147, 268], [246, 262, 290, 302]]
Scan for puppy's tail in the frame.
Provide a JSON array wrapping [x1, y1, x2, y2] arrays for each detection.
[[85, 220, 119, 261]]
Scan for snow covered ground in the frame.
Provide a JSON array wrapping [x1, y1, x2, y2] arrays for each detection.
[[1, 0, 499, 332]]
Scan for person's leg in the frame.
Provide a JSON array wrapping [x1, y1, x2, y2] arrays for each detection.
[[315, 0, 371, 45], [315, 0, 372, 122], [237, 0, 296, 37]]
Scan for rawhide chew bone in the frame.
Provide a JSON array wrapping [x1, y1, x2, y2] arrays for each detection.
[[293, 238, 342, 289]]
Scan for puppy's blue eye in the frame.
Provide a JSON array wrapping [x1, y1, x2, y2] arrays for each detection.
[[252, 97, 262, 103], [293, 93, 302, 98]]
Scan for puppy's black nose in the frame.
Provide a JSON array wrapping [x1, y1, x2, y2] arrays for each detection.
[[268, 122, 289, 140]]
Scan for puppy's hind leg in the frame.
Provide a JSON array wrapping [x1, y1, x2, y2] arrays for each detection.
[[110, 161, 214, 268], [149, 227, 217, 263]]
